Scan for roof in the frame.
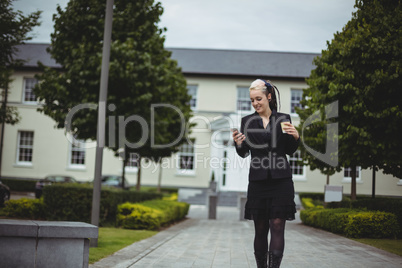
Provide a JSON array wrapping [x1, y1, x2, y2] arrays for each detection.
[[15, 43, 319, 79], [168, 48, 318, 78], [15, 43, 59, 68]]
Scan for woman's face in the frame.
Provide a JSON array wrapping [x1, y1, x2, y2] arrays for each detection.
[[250, 89, 271, 115]]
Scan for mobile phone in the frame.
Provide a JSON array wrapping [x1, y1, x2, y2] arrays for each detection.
[[231, 128, 238, 133]]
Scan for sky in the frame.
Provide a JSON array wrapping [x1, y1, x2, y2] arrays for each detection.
[[12, 0, 357, 53]]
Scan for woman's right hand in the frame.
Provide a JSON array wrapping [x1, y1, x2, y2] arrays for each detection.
[[232, 129, 246, 146]]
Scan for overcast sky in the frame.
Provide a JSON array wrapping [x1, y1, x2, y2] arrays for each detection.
[[13, 0, 356, 53]]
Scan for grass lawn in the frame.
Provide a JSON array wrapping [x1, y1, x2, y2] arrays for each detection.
[[89, 227, 157, 264], [352, 238, 402, 257]]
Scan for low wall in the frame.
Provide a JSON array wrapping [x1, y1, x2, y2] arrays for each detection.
[[0, 219, 98, 268]]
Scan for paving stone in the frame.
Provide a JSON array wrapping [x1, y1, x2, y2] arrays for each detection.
[[90, 205, 402, 268]]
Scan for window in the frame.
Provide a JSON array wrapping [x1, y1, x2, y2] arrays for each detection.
[[178, 142, 195, 172], [237, 87, 252, 112], [187, 85, 198, 109], [126, 153, 140, 170], [23, 78, 38, 103], [69, 138, 86, 167], [343, 167, 361, 181], [291, 89, 303, 114], [17, 131, 34, 164], [289, 150, 304, 177]]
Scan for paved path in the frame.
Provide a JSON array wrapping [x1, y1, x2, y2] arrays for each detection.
[[90, 205, 402, 268]]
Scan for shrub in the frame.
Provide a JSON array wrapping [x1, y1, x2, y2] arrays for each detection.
[[345, 211, 400, 238], [298, 192, 324, 201], [300, 208, 399, 238], [43, 184, 162, 224], [163, 193, 178, 201], [0, 178, 37, 192], [301, 197, 324, 209], [117, 203, 164, 230], [3, 198, 46, 219], [324, 196, 402, 238], [116, 200, 190, 230], [351, 197, 402, 237]]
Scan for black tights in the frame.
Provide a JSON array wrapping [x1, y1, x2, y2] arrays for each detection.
[[253, 218, 286, 256]]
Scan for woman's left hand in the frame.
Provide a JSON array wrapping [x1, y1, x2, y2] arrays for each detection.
[[282, 122, 299, 140]]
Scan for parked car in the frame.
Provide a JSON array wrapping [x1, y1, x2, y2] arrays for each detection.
[[35, 175, 77, 198], [99, 175, 130, 189], [0, 180, 10, 207]]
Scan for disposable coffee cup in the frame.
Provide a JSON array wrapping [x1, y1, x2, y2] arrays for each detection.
[[280, 121, 290, 133]]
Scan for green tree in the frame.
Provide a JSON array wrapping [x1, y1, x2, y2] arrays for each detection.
[[34, 0, 192, 189], [297, 0, 402, 200], [0, 0, 41, 125], [0, 0, 41, 176]]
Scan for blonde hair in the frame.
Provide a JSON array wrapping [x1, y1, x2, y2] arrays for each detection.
[[249, 79, 268, 93], [249, 79, 281, 111]]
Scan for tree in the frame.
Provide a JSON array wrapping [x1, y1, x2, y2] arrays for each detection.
[[34, 0, 193, 189], [297, 0, 402, 200], [0, 0, 41, 175], [0, 0, 41, 124]]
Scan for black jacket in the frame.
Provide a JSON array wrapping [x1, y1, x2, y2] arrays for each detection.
[[235, 110, 300, 181]]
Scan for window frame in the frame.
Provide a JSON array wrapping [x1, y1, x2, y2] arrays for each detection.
[[187, 85, 198, 110], [68, 137, 86, 169], [288, 150, 306, 181], [236, 86, 253, 113], [22, 78, 38, 104], [177, 141, 196, 175], [125, 152, 140, 173], [16, 131, 34, 166], [343, 166, 362, 182], [290, 89, 303, 115]]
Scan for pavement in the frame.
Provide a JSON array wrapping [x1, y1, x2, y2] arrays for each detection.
[[90, 205, 402, 268]]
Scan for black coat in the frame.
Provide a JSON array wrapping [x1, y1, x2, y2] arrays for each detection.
[[235, 110, 300, 181]]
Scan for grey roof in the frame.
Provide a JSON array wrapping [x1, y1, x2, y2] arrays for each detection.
[[15, 43, 59, 68], [168, 48, 319, 78], [15, 43, 319, 79]]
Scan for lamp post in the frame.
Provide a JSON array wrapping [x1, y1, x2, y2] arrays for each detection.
[[90, 0, 114, 247]]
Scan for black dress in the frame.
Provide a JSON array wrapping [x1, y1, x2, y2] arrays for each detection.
[[244, 176, 296, 221]]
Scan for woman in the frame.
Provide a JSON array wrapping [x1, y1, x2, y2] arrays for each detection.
[[233, 79, 299, 268]]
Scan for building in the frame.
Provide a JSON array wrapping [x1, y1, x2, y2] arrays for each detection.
[[1, 43, 401, 198]]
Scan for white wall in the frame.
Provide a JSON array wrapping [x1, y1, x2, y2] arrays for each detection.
[[2, 71, 401, 196]]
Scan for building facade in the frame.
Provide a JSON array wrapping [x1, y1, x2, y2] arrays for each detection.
[[1, 43, 401, 197]]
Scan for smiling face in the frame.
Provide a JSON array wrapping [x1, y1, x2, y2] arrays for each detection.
[[250, 88, 271, 115]]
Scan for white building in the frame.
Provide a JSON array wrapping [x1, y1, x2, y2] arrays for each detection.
[[1, 43, 401, 198]]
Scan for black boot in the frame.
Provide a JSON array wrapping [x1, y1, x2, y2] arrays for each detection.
[[268, 251, 283, 268], [254, 251, 268, 268]]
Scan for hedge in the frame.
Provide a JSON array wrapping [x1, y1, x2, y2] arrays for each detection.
[[117, 200, 190, 230], [2, 184, 163, 224], [325, 197, 402, 238], [300, 208, 400, 238], [0, 178, 37, 192], [3, 198, 46, 219], [42, 184, 163, 224]]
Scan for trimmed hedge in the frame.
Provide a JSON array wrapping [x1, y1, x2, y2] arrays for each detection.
[[3, 198, 46, 220], [0, 178, 37, 192], [300, 208, 400, 238], [42, 184, 162, 224], [117, 200, 190, 230], [325, 197, 402, 238]]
